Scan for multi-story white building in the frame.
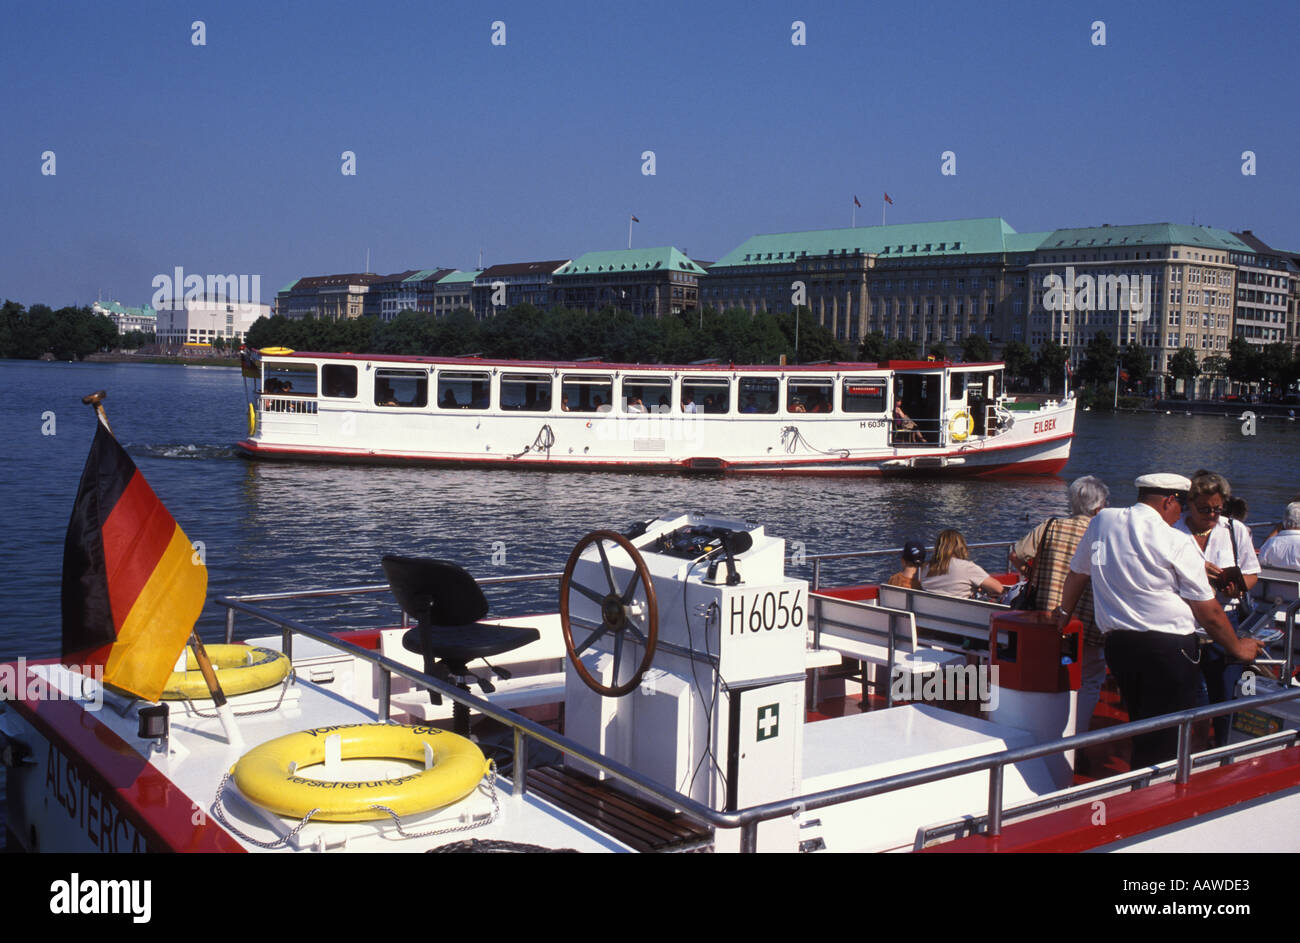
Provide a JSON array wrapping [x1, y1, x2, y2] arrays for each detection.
[[92, 301, 157, 333], [1231, 231, 1292, 348], [155, 296, 271, 345]]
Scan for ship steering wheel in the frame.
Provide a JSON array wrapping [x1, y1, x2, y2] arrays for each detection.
[[559, 530, 659, 697]]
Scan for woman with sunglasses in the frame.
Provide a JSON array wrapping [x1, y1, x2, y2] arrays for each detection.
[[1174, 469, 1261, 746]]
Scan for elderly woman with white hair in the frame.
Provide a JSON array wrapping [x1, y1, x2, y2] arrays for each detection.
[[1260, 502, 1300, 569], [1010, 475, 1110, 736]]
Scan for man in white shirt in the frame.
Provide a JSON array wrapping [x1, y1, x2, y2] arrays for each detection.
[[1259, 502, 1300, 570], [1055, 473, 1264, 768]]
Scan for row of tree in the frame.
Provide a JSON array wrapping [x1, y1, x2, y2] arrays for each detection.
[[11, 295, 1293, 400], [248, 306, 859, 365], [0, 300, 118, 361], [1063, 331, 1300, 399], [245, 306, 1021, 371]]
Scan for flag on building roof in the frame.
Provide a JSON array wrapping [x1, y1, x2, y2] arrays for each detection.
[[61, 422, 207, 701], [630, 215, 640, 223], [883, 192, 894, 205], [853, 195, 861, 208]]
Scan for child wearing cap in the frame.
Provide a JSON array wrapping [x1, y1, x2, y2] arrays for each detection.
[[887, 542, 926, 589]]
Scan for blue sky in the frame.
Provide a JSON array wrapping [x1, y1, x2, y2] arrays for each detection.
[[2, 0, 1297, 308]]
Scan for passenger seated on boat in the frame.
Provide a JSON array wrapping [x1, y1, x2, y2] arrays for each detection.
[[682, 393, 698, 413], [810, 395, 831, 413], [887, 541, 926, 589], [788, 396, 806, 413], [920, 530, 1006, 600], [594, 395, 612, 413], [376, 381, 399, 407], [657, 394, 670, 411], [559, 394, 571, 411], [742, 394, 759, 414], [893, 402, 923, 442], [441, 389, 459, 408], [626, 396, 645, 413], [1259, 501, 1300, 569], [264, 377, 283, 394]]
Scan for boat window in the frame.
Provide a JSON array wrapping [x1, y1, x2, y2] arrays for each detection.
[[621, 376, 672, 413], [262, 364, 316, 396], [500, 373, 552, 412], [738, 377, 778, 414], [321, 364, 357, 398], [841, 377, 887, 413], [375, 368, 428, 408], [787, 378, 833, 413], [682, 376, 730, 414], [561, 374, 613, 413], [437, 371, 490, 409]]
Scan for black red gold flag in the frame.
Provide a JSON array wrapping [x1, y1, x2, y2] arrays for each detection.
[[61, 422, 207, 701]]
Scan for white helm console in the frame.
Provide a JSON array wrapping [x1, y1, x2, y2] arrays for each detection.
[[559, 512, 807, 851]]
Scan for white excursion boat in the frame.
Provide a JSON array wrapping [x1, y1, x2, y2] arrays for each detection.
[[235, 349, 1075, 476], [5, 513, 1300, 854]]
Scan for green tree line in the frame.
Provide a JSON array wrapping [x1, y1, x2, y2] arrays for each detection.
[[247, 305, 862, 365], [1054, 330, 1299, 401], [0, 300, 119, 360], [247, 305, 1021, 368]]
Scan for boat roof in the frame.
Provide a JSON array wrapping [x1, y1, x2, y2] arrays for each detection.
[[255, 350, 1003, 373]]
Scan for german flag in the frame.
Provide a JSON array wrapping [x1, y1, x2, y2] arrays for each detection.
[[61, 422, 207, 701]]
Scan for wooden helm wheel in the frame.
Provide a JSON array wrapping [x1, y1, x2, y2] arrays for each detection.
[[559, 530, 659, 697]]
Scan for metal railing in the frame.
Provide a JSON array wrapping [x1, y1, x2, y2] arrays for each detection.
[[213, 544, 1300, 853]]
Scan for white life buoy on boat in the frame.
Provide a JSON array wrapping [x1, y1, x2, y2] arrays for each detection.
[[948, 410, 972, 442]]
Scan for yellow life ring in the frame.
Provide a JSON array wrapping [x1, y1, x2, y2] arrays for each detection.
[[247, 401, 257, 437], [948, 410, 972, 442], [259, 346, 295, 356], [232, 724, 489, 822], [161, 645, 291, 701]]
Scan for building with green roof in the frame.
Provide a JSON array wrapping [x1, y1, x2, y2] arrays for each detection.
[[1026, 222, 1256, 396], [92, 300, 157, 333], [553, 247, 706, 318], [434, 270, 481, 318], [704, 218, 1041, 350]]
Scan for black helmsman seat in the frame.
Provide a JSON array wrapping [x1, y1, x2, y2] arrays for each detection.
[[382, 555, 539, 733]]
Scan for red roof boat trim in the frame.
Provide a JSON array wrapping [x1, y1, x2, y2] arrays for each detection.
[[255, 350, 1004, 374]]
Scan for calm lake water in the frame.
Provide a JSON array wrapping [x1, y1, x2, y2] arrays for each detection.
[[1, 358, 1298, 835], [2, 358, 1297, 662]]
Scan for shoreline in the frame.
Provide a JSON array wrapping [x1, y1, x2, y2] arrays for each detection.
[[81, 352, 241, 368]]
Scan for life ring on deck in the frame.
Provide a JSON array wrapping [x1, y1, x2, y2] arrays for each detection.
[[161, 645, 290, 700], [948, 410, 972, 441], [231, 724, 489, 822], [259, 346, 295, 356], [247, 402, 256, 437]]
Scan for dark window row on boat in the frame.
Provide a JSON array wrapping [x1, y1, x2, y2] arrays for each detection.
[[259, 361, 1002, 419]]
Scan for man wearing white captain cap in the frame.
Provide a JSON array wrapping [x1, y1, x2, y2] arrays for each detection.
[[1054, 473, 1264, 768]]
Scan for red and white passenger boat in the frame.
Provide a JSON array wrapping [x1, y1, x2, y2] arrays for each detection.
[[235, 349, 1075, 476], [4, 514, 1300, 854]]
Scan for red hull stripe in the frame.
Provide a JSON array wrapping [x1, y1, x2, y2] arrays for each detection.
[[236, 431, 1073, 477], [9, 659, 246, 852], [102, 472, 178, 633], [921, 745, 1300, 853]]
